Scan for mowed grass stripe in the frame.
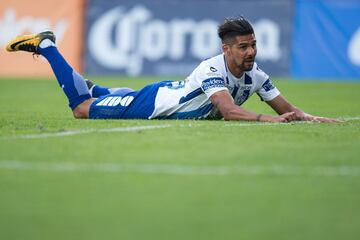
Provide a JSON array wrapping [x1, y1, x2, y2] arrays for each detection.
[[1, 116, 359, 140], [1, 160, 359, 177]]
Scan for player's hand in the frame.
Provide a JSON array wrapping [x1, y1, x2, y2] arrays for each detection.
[[267, 112, 297, 123], [297, 113, 341, 123], [310, 116, 341, 123]]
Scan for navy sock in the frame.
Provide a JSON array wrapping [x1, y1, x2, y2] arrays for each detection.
[[90, 85, 135, 98], [90, 85, 111, 98], [39, 46, 91, 110]]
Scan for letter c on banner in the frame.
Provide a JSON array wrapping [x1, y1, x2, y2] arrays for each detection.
[[348, 28, 360, 66]]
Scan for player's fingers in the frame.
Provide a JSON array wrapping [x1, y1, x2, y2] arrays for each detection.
[[316, 117, 339, 123], [285, 112, 296, 121], [310, 118, 321, 123], [273, 117, 287, 123], [326, 118, 342, 123], [331, 117, 344, 122], [303, 115, 315, 121], [322, 118, 335, 123], [279, 118, 288, 123]]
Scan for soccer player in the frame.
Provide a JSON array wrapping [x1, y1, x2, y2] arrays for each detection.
[[6, 17, 337, 122]]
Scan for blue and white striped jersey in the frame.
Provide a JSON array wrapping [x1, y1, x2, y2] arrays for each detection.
[[149, 54, 280, 119]]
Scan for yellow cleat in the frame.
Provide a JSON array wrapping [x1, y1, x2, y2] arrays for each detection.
[[6, 31, 56, 54]]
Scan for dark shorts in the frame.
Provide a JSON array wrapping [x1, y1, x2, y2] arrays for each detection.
[[88, 81, 172, 119]]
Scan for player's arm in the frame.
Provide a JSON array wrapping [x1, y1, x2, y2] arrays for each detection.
[[266, 95, 339, 123], [210, 90, 296, 122]]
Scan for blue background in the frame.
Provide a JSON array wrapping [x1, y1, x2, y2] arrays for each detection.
[[84, 0, 360, 80], [291, 0, 360, 79]]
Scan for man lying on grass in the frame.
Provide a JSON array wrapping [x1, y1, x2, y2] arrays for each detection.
[[6, 17, 337, 123]]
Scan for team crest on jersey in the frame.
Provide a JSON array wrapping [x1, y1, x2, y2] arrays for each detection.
[[235, 90, 251, 105]]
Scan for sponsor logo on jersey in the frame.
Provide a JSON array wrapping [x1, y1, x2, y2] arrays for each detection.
[[206, 72, 221, 77], [96, 96, 134, 107], [166, 81, 185, 89], [201, 77, 225, 91], [210, 66, 217, 72]]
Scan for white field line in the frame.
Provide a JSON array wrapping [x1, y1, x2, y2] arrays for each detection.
[[1, 125, 170, 140], [0, 160, 359, 177]]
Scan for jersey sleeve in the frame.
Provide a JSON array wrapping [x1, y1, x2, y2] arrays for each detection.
[[254, 65, 280, 101], [194, 64, 228, 98]]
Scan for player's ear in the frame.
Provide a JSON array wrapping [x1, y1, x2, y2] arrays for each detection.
[[222, 44, 229, 54], [222, 44, 231, 56]]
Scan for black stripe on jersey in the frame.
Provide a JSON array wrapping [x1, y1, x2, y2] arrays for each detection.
[[231, 86, 239, 99], [245, 74, 252, 84], [179, 88, 203, 104]]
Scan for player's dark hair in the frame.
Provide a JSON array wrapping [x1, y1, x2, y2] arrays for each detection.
[[218, 17, 254, 43]]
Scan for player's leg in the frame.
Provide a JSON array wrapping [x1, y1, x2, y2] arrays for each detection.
[[6, 31, 93, 118], [39, 42, 94, 118], [85, 79, 134, 98]]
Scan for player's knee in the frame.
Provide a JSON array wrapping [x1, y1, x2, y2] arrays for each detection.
[[72, 99, 94, 119], [72, 108, 87, 119]]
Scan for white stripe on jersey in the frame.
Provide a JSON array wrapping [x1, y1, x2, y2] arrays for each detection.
[[149, 82, 211, 119]]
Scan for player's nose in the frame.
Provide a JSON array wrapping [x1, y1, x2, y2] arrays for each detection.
[[247, 46, 256, 57]]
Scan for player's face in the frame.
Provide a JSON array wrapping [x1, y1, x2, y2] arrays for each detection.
[[223, 34, 257, 74]]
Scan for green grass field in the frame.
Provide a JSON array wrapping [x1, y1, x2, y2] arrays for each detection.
[[0, 77, 360, 240]]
